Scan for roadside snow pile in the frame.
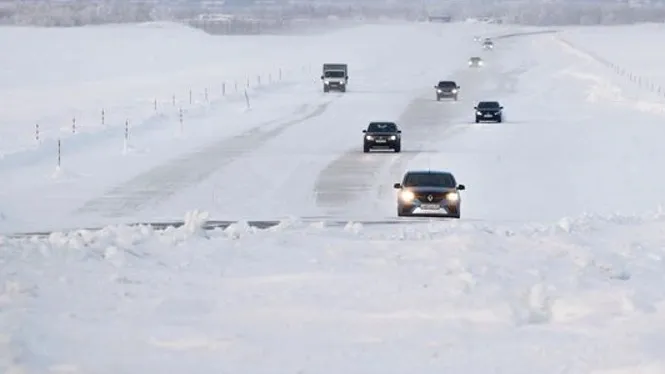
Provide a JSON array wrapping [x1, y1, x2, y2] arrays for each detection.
[[2, 209, 665, 372], [0, 211, 665, 374]]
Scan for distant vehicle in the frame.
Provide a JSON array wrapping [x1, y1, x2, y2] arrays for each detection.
[[363, 121, 401, 153], [474, 101, 503, 123], [393, 170, 465, 218], [482, 39, 494, 50], [434, 80, 460, 101], [473, 36, 481, 42], [468, 57, 483, 67], [321, 63, 348, 92]]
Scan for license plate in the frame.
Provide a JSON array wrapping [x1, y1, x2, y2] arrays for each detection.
[[375, 139, 386, 143], [484, 114, 493, 117], [421, 204, 440, 210]]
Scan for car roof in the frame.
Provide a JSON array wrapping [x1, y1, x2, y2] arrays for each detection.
[[470, 56, 481, 59], [478, 100, 500, 104], [438, 80, 456, 84], [369, 121, 396, 124], [405, 170, 453, 175]]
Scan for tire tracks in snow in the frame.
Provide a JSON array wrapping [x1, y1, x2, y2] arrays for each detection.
[[76, 96, 341, 218], [313, 46, 523, 217]]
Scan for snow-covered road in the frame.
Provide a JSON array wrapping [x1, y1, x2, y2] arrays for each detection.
[[3, 20, 665, 373]]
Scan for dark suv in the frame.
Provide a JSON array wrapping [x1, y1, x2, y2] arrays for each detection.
[[474, 101, 503, 123], [393, 170, 465, 218], [434, 80, 460, 101], [363, 122, 401, 153]]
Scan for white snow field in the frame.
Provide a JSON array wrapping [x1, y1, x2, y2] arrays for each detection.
[[3, 20, 665, 373]]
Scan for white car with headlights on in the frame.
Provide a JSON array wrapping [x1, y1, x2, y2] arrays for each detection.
[[393, 170, 465, 218], [469, 56, 483, 67]]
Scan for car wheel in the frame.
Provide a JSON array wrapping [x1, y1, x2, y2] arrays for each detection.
[[394, 143, 401, 153], [363, 144, 370, 153], [323, 86, 329, 93], [397, 208, 409, 217], [497, 116, 503, 123], [475, 117, 480, 123], [436, 96, 441, 101], [340, 86, 346, 93]]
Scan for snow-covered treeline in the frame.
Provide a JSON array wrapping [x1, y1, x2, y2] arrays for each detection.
[[1, 0, 665, 28]]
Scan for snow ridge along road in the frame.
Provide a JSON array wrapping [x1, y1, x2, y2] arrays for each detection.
[[77, 97, 340, 218]]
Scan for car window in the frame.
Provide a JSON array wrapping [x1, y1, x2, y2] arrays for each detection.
[[324, 71, 345, 78], [403, 173, 456, 187], [478, 102, 500, 108], [438, 81, 456, 88], [368, 122, 397, 132]]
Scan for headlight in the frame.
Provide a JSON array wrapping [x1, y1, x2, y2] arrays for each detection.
[[452, 89, 458, 93], [437, 89, 442, 93], [447, 192, 459, 201], [476, 111, 482, 115], [340, 81, 345, 85], [389, 135, 396, 140], [400, 190, 415, 202], [324, 80, 330, 84], [366, 135, 373, 140], [479, 61, 484, 65]]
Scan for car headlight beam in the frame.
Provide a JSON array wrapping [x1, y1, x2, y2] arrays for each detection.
[[400, 190, 415, 202], [447, 192, 459, 201]]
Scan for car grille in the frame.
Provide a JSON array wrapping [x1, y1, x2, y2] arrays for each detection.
[[415, 192, 447, 202]]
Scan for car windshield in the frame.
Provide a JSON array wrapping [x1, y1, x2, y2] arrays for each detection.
[[403, 172, 456, 188], [478, 102, 500, 109], [471, 58, 480, 61], [367, 122, 397, 132], [438, 81, 456, 88], [324, 71, 345, 78]]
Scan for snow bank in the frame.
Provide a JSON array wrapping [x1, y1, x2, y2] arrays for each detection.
[[2, 209, 665, 372], [559, 23, 665, 103]]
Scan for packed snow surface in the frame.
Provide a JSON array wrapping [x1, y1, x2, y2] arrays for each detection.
[[2, 20, 665, 373]]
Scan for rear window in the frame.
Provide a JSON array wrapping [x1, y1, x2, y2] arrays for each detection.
[[368, 122, 397, 132], [403, 172, 456, 187]]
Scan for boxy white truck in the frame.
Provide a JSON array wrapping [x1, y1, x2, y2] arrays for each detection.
[[321, 63, 348, 92]]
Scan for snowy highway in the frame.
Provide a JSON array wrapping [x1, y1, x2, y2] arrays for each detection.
[[3, 19, 665, 373]]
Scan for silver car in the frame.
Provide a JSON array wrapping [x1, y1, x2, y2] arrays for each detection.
[[393, 170, 465, 218], [469, 57, 483, 67]]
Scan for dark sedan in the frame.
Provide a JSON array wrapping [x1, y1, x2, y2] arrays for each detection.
[[475, 101, 503, 123], [363, 121, 401, 152], [393, 170, 465, 218]]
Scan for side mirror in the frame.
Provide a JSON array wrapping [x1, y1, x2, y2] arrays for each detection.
[[397, 130, 401, 133], [473, 106, 477, 110], [500, 106, 504, 109], [433, 85, 438, 88], [393, 183, 401, 189], [345, 76, 349, 79], [320, 75, 324, 80], [457, 184, 466, 190], [457, 86, 461, 89], [362, 129, 366, 133]]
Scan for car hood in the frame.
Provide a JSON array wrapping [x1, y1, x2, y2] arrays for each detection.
[[405, 186, 457, 193], [366, 132, 398, 136], [478, 108, 501, 112]]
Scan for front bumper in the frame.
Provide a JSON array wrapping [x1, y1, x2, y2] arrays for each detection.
[[476, 112, 501, 121], [436, 91, 457, 98], [365, 137, 399, 147], [398, 199, 460, 216], [324, 81, 346, 89]]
